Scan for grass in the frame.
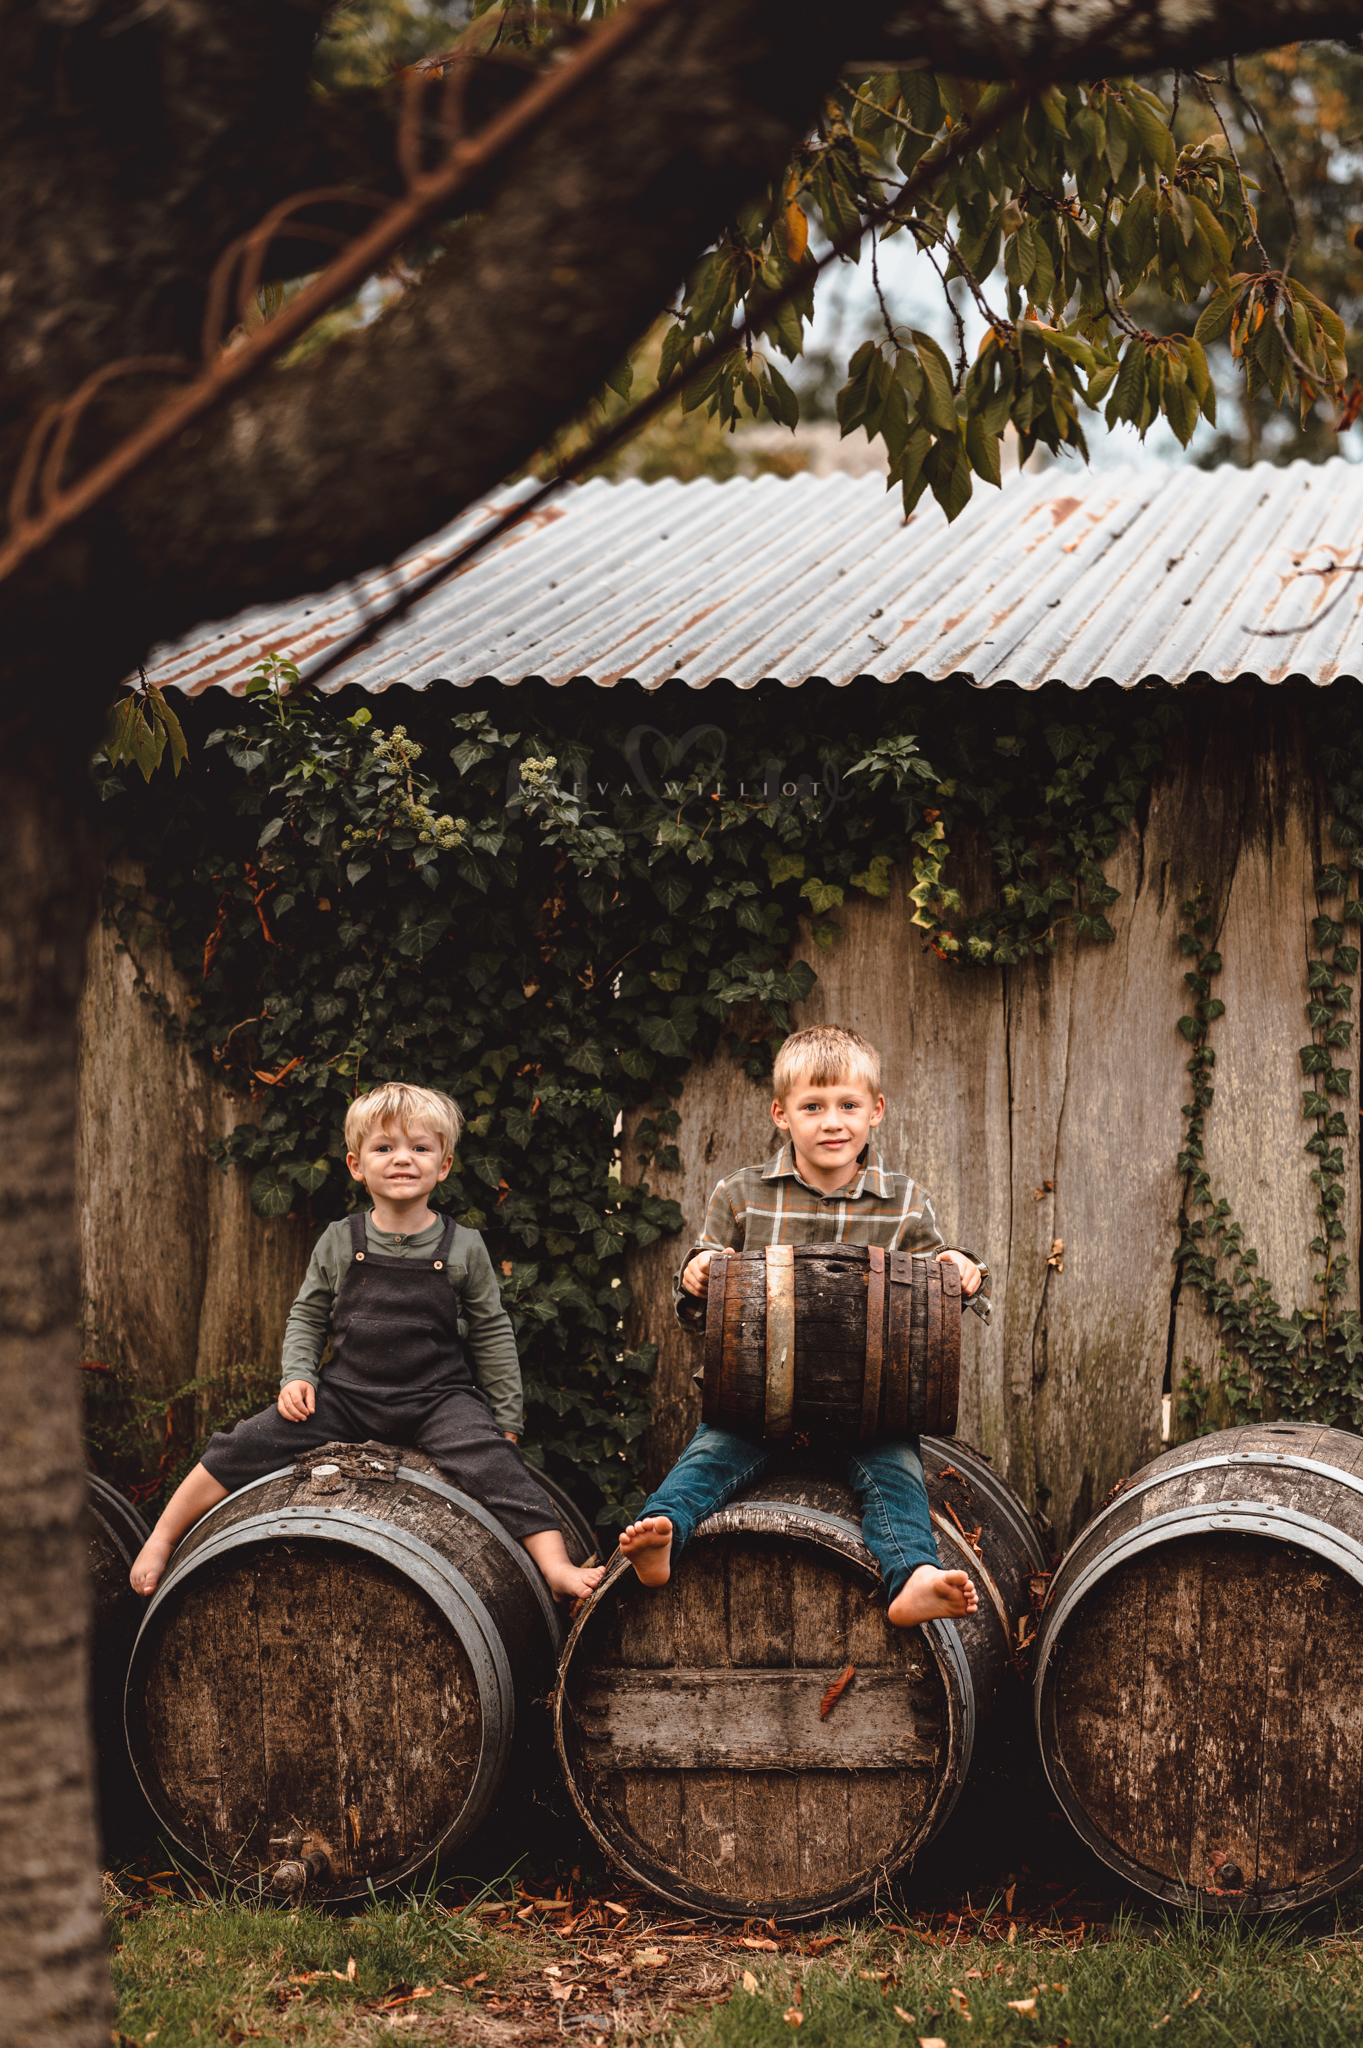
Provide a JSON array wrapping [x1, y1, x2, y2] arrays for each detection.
[[107, 1873, 508, 2046], [686, 1912, 1363, 2048], [107, 1868, 1363, 2048]]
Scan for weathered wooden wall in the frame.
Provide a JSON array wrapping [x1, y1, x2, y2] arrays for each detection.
[[626, 697, 1360, 1549], [77, 872, 311, 1468]]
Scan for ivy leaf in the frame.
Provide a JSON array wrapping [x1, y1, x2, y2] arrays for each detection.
[[250, 1169, 296, 1219], [394, 904, 452, 957]]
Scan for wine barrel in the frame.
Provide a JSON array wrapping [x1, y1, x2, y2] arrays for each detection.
[[554, 1437, 1047, 1920], [87, 1475, 153, 1856], [702, 1243, 961, 1444], [1035, 1422, 1363, 1913], [125, 1440, 591, 1900]]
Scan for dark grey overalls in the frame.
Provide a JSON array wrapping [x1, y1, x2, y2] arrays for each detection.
[[202, 1213, 557, 1542]]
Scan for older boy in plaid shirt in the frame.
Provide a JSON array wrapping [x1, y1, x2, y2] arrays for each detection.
[[620, 1025, 989, 1627]]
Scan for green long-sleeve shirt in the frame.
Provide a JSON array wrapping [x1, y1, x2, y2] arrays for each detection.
[[280, 1214, 525, 1435]]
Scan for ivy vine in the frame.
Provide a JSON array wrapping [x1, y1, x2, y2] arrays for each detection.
[[91, 675, 1191, 1518], [1174, 736, 1363, 1437]]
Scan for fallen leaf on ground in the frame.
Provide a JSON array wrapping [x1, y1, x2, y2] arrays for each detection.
[[604, 1901, 629, 1918], [1183, 1989, 1202, 2007], [919, 2037, 948, 2048], [544, 1965, 563, 1978], [783, 2009, 803, 2027], [894, 2008, 916, 2025], [742, 1971, 759, 1995], [741, 1936, 780, 1952], [820, 1663, 856, 1718], [634, 1948, 669, 1967], [806, 1935, 844, 1952], [345, 1957, 357, 1982], [548, 1983, 573, 2004], [949, 1986, 971, 2015], [1008, 1998, 1037, 2014], [461, 1972, 487, 1989], [380, 1986, 432, 2009]]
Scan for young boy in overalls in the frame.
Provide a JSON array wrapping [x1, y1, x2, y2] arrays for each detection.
[[619, 1025, 988, 1627], [130, 1082, 603, 1606]]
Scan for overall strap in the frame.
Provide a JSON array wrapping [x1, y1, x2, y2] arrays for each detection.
[[347, 1210, 369, 1260], [432, 1216, 458, 1271]]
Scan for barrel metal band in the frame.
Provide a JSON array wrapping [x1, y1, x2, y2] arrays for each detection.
[[883, 1250, 913, 1437], [126, 1508, 514, 1871], [1035, 1498, 1363, 1724], [860, 1246, 887, 1443], [924, 1259, 943, 1434], [931, 1509, 1009, 1644], [921, 1437, 1050, 1572], [936, 1259, 962, 1432], [765, 1244, 796, 1440], [1048, 1445, 1363, 1585]]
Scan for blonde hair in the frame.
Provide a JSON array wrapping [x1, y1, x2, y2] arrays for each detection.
[[772, 1025, 882, 1102], [344, 1082, 463, 1160]]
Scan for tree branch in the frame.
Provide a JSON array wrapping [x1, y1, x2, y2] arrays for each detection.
[[847, 1, 1363, 82]]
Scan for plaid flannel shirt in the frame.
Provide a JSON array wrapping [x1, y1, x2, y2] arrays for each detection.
[[672, 1141, 991, 1332]]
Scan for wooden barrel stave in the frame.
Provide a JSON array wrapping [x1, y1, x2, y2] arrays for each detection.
[[126, 1442, 584, 1900], [1034, 1422, 1363, 1912], [703, 1244, 963, 1444], [555, 1440, 1047, 1920]]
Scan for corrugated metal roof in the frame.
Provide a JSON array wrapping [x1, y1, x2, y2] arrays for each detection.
[[144, 457, 1363, 694]]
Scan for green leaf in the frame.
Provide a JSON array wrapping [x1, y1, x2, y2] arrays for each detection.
[[250, 1169, 296, 1219], [394, 904, 452, 957]]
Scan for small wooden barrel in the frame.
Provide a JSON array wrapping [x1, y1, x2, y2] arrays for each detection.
[[554, 1438, 1047, 1920], [702, 1243, 961, 1445], [88, 1475, 153, 1857], [125, 1441, 590, 1900], [1035, 1422, 1363, 1913]]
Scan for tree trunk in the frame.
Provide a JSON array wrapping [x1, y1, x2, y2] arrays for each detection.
[[0, 754, 108, 2047]]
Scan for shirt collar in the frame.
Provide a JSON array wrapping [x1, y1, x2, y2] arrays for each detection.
[[366, 1214, 443, 1246], [762, 1141, 891, 1200]]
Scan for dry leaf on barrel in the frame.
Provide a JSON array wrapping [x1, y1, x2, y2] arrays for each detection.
[[820, 1663, 855, 1718], [1046, 1238, 1064, 1272]]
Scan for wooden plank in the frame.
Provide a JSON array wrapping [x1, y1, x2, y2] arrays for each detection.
[[765, 1244, 796, 1438], [617, 1769, 685, 1871], [331, 1552, 405, 1879], [390, 1564, 481, 1870], [679, 1772, 737, 1892], [735, 1772, 802, 1899], [727, 1536, 792, 1669], [790, 1553, 849, 1886], [576, 1667, 939, 1771], [1257, 1548, 1363, 1892], [1186, 1537, 1267, 1893], [1128, 1538, 1202, 1884], [254, 1542, 346, 1860], [1051, 1560, 1143, 1840]]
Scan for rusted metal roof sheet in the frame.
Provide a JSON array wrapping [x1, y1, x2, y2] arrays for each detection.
[[143, 458, 1363, 694]]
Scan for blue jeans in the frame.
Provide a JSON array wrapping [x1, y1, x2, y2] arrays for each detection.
[[641, 1425, 939, 1604]]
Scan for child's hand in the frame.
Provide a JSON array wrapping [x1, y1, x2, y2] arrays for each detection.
[[682, 1246, 735, 1297], [938, 1248, 982, 1297], [277, 1379, 316, 1421]]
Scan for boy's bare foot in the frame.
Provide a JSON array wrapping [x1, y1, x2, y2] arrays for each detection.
[[539, 1557, 606, 1605], [618, 1515, 674, 1586], [887, 1563, 978, 1628], [130, 1531, 177, 1598]]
